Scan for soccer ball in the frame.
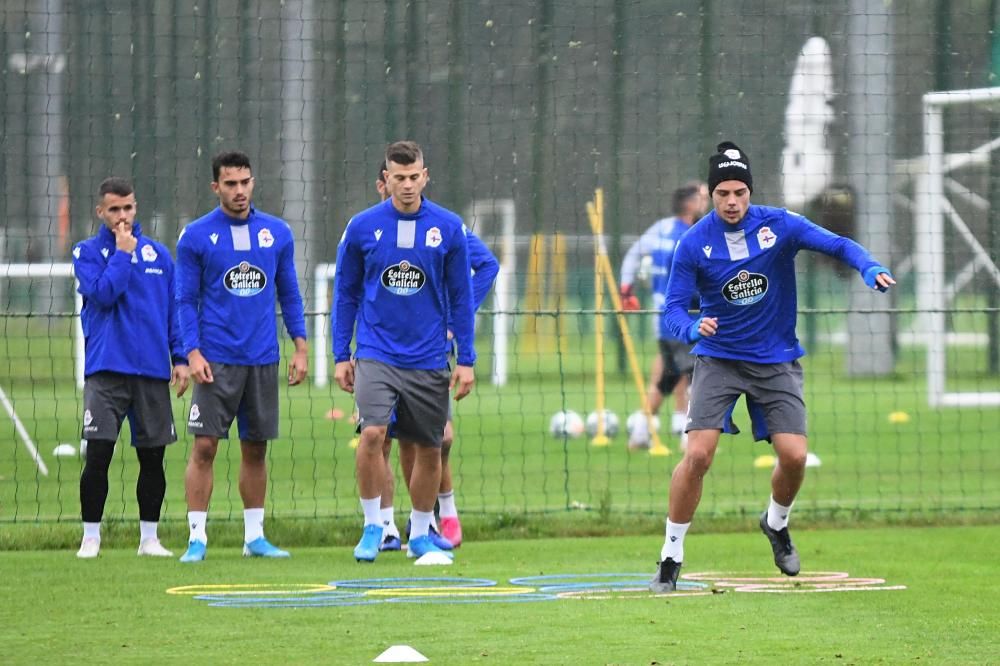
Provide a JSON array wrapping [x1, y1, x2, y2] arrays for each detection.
[[549, 410, 586, 438], [626, 411, 661, 450], [585, 409, 620, 438]]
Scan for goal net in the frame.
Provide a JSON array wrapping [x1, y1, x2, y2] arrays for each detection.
[[916, 86, 1000, 406]]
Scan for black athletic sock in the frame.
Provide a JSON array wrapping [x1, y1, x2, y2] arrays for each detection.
[[135, 446, 166, 523], [80, 440, 115, 523]]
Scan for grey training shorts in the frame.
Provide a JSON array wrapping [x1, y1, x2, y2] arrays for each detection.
[[657, 338, 696, 394], [82, 371, 177, 448], [686, 355, 806, 442], [355, 358, 451, 447], [187, 363, 279, 441]]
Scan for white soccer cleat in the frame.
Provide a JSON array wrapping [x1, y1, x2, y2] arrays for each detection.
[[137, 538, 174, 557], [76, 537, 100, 559]]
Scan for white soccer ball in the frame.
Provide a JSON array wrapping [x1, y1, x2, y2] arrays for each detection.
[[626, 411, 661, 449], [585, 410, 620, 438], [549, 410, 586, 438]]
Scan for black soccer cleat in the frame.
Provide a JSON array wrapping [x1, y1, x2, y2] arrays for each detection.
[[649, 557, 682, 593], [759, 511, 800, 576]]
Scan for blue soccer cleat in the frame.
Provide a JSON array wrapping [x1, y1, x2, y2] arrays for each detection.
[[405, 519, 453, 551], [179, 540, 207, 563], [379, 534, 402, 552], [354, 524, 384, 562], [243, 537, 290, 559], [429, 525, 454, 551], [406, 534, 454, 560]]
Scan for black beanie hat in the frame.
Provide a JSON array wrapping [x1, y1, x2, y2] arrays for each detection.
[[707, 141, 753, 195]]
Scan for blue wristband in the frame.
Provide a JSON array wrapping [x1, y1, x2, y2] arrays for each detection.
[[863, 266, 893, 292], [687, 319, 703, 344]]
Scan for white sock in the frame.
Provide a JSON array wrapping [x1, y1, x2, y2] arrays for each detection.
[[244, 508, 265, 543], [767, 496, 792, 531], [671, 411, 687, 435], [380, 507, 399, 537], [661, 519, 690, 563], [410, 510, 433, 539], [187, 511, 208, 544], [361, 496, 382, 527], [83, 522, 101, 541], [139, 520, 158, 542], [438, 491, 458, 519]]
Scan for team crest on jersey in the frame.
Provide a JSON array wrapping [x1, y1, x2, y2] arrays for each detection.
[[223, 261, 267, 297], [722, 270, 768, 306], [101, 248, 110, 259], [141, 244, 157, 262], [258, 228, 274, 248], [757, 226, 776, 250], [425, 227, 442, 248], [381, 260, 426, 296]]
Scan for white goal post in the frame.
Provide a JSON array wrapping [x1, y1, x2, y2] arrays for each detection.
[[0, 262, 85, 388], [0, 262, 84, 477], [918, 86, 1000, 407]]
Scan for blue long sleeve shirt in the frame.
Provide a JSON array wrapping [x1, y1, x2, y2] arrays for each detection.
[[663, 205, 882, 363], [620, 216, 691, 339], [73, 222, 184, 380], [465, 229, 500, 313], [333, 197, 476, 369], [175, 206, 307, 366]]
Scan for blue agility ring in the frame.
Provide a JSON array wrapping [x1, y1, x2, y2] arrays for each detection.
[[509, 573, 709, 593], [329, 577, 497, 590]]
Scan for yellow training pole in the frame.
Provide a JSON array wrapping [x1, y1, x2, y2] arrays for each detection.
[[520, 233, 546, 354], [588, 191, 610, 446], [596, 253, 670, 455], [586, 195, 669, 455]]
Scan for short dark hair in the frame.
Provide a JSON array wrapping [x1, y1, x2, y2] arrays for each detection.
[[212, 151, 253, 181], [385, 141, 423, 168], [98, 176, 133, 199], [376, 160, 387, 183], [672, 182, 703, 215]]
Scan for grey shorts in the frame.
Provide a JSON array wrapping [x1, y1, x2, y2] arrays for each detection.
[[82, 372, 177, 448], [187, 363, 279, 441], [355, 359, 450, 447], [657, 338, 695, 394], [687, 356, 806, 442]]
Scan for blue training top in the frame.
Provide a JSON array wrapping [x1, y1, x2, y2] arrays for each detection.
[[73, 222, 185, 380], [663, 204, 882, 364], [332, 197, 476, 370], [175, 206, 307, 366], [620, 216, 691, 340]]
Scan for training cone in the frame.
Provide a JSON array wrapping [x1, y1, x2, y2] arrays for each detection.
[[373, 645, 428, 662], [414, 551, 453, 566], [805, 452, 822, 468], [753, 454, 776, 469], [888, 411, 910, 424]]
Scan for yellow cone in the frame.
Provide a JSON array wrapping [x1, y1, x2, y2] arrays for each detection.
[[888, 411, 910, 424], [753, 454, 776, 469]]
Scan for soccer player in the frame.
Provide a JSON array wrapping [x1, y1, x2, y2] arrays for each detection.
[[176, 151, 308, 563], [650, 141, 895, 592], [73, 177, 189, 559], [333, 140, 476, 563], [364, 165, 499, 552], [619, 181, 709, 450]]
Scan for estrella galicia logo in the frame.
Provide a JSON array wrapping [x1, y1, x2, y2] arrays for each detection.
[[224, 261, 267, 297], [380, 260, 426, 296], [722, 270, 768, 306]]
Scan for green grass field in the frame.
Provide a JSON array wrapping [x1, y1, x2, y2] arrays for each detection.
[[2, 525, 997, 664], [1, 311, 999, 529]]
